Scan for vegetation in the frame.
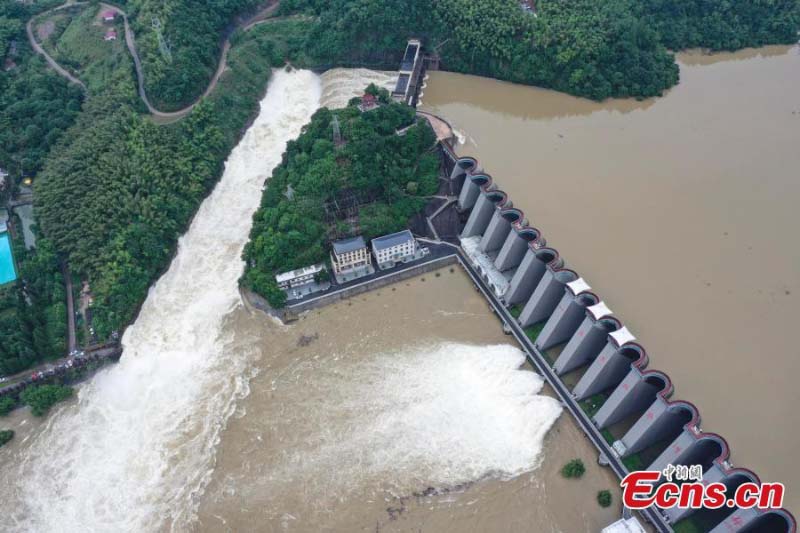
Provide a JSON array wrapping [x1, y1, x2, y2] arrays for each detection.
[[20, 383, 73, 416], [0, 1, 84, 187], [36, 5, 135, 95], [125, 0, 263, 110], [639, 0, 800, 51], [279, 0, 799, 101], [0, 232, 67, 376], [0, 397, 14, 416], [242, 87, 439, 307], [561, 458, 586, 478], [597, 489, 612, 507], [0, 429, 13, 447], [34, 26, 291, 339]]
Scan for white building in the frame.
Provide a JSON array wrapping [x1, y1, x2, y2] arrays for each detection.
[[371, 229, 427, 270], [275, 263, 329, 300], [331, 236, 374, 283]]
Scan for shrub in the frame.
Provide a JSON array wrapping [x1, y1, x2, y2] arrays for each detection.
[[561, 459, 586, 479], [0, 397, 15, 416], [20, 384, 74, 417], [0, 429, 14, 447], [597, 489, 612, 507]]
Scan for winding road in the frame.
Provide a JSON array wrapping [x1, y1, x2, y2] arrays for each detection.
[[27, 1, 281, 121]]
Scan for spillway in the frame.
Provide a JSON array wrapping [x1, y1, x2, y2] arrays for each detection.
[[0, 70, 322, 532]]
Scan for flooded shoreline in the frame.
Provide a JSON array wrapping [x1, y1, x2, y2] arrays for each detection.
[[421, 45, 800, 510]]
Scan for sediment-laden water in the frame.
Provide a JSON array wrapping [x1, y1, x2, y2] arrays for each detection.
[[421, 45, 800, 509], [0, 67, 609, 532], [0, 69, 322, 532]]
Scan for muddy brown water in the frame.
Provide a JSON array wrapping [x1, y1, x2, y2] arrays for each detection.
[[195, 269, 622, 532], [421, 45, 800, 511]]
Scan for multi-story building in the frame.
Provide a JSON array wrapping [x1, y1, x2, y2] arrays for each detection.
[[275, 263, 329, 301], [330, 236, 374, 283], [371, 229, 427, 270]]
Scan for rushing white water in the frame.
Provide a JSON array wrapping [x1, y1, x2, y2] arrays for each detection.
[[264, 343, 563, 495], [319, 68, 397, 109], [0, 69, 322, 533]]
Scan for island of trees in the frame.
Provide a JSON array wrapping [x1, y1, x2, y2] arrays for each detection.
[[242, 86, 439, 307]]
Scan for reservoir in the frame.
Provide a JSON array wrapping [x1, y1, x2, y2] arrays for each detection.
[[421, 45, 800, 510]]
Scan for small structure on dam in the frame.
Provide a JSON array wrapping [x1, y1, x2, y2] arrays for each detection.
[[441, 146, 797, 533]]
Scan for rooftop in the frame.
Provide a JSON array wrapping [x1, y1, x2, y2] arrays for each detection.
[[275, 263, 326, 284], [372, 230, 414, 252], [332, 236, 367, 255]]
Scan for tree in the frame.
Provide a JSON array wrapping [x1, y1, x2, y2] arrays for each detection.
[[20, 384, 74, 417], [0, 429, 14, 447], [561, 459, 586, 478], [597, 489, 612, 507], [0, 397, 15, 416]]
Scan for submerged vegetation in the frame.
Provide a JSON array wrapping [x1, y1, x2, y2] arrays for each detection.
[[0, 429, 13, 447], [597, 489, 612, 507], [20, 383, 73, 416], [242, 87, 439, 307], [561, 458, 586, 478]]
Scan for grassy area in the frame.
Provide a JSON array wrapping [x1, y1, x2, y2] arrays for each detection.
[[672, 517, 704, 533], [579, 393, 609, 417], [601, 429, 616, 446], [524, 322, 545, 345], [622, 453, 645, 472], [39, 5, 134, 93]]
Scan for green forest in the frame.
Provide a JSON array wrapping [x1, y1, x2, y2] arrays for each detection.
[[123, 0, 263, 110], [280, 0, 799, 100], [242, 88, 439, 307], [0, 1, 83, 186], [33, 24, 292, 339]]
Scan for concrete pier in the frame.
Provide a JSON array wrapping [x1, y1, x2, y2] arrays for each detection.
[[593, 369, 672, 429], [666, 465, 758, 524], [613, 400, 697, 458], [710, 508, 796, 533], [449, 156, 478, 194], [573, 335, 644, 400], [495, 226, 543, 272], [647, 431, 727, 479], [457, 173, 491, 211], [461, 189, 508, 238], [535, 278, 597, 351], [518, 268, 579, 328], [553, 304, 621, 375], [480, 208, 524, 253], [503, 247, 561, 305]]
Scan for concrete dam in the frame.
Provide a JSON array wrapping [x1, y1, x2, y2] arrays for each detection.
[[446, 153, 796, 533]]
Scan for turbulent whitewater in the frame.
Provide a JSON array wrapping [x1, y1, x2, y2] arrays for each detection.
[[0, 69, 322, 533]]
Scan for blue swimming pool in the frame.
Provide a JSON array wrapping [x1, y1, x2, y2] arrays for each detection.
[[0, 232, 17, 285]]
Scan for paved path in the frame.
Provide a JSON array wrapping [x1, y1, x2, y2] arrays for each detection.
[[62, 263, 77, 353], [25, 1, 88, 92], [27, 1, 281, 120]]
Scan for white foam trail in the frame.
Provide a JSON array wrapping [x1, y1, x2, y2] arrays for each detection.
[[319, 68, 397, 109], [260, 343, 563, 511], [0, 69, 321, 533]]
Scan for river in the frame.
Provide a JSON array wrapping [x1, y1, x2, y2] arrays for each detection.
[[0, 68, 618, 532], [421, 45, 800, 510]]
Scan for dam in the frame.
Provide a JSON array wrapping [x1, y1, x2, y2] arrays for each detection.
[[441, 148, 797, 533]]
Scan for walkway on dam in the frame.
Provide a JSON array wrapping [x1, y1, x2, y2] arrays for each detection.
[[448, 242, 672, 533]]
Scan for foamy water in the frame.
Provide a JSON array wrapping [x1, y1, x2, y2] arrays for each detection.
[[0, 69, 322, 533], [266, 343, 563, 494], [319, 68, 397, 109]]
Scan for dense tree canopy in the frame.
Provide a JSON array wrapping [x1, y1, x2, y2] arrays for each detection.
[[34, 26, 289, 338], [125, 0, 262, 110], [280, 0, 799, 100], [0, 2, 83, 185], [242, 92, 439, 306]]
